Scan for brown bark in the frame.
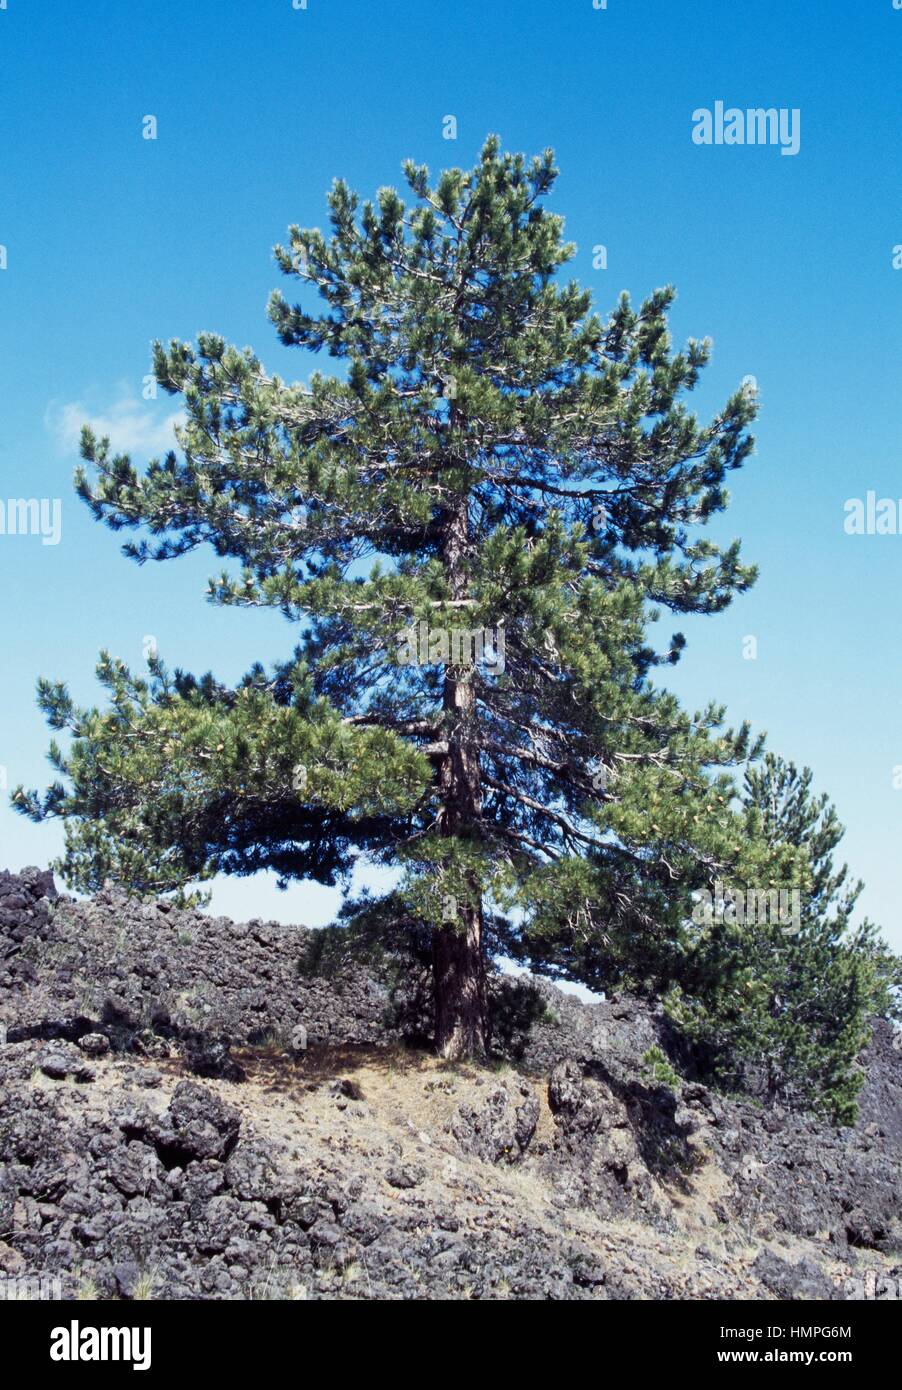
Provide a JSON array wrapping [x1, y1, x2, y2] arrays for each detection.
[[433, 484, 488, 1060], [433, 905, 487, 1059]]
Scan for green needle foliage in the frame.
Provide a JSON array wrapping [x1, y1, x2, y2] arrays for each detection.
[[667, 755, 901, 1123], [13, 139, 897, 1086]]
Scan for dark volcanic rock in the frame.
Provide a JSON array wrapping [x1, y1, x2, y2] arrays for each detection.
[[0, 867, 418, 1065], [0, 866, 899, 1301], [450, 1082, 539, 1164], [547, 1060, 667, 1221], [38, 1044, 95, 1084], [150, 1081, 242, 1164], [753, 1250, 840, 1301], [385, 1163, 425, 1189]]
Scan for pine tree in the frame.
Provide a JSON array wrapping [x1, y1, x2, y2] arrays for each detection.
[[15, 138, 768, 1059], [668, 753, 901, 1121]]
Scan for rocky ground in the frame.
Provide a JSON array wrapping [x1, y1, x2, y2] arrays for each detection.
[[1, 866, 900, 1300]]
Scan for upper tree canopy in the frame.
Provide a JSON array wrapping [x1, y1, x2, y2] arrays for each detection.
[[17, 137, 793, 990]]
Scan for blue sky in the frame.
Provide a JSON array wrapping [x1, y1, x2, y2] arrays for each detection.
[[1, 0, 901, 948]]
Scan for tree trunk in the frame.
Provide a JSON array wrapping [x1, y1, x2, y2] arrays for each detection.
[[433, 904, 487, 1059], [433, 481, 488, 1060]]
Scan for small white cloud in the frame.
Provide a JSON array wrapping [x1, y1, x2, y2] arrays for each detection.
[[45, 385, 184, 457]]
